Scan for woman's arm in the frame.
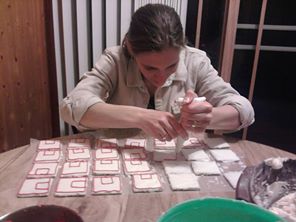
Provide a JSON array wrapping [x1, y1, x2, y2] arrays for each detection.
[[185, 47, 254, 131], [208, 105, 240, 130], [180, 90, 241, 132], [80, 102, 188, 140]]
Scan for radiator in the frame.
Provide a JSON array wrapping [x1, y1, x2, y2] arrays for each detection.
[[52, 0, 188, 135]]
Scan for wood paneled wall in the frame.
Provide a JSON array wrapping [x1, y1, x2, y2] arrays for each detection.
[[0, 0, 59, 152]]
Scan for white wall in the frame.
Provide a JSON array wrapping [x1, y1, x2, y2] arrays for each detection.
[[52, 0, 188, 135]]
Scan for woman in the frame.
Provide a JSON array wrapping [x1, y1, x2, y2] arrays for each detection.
[[60, 4, 254, 141]]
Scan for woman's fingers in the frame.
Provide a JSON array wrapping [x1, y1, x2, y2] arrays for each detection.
[[141, 110, 187, 140]]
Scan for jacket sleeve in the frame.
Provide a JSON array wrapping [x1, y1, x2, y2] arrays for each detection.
[[194, 52, 255, 131], [59, 49, 118, 131]]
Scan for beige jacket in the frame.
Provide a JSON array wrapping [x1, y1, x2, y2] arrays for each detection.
[[60, 46, 254, 132]]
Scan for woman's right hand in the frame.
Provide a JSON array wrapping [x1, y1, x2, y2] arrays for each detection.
[[138, 109, 188, 141]]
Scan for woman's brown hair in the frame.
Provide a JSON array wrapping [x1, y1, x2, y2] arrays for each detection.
[[124, 4, 185, 55]]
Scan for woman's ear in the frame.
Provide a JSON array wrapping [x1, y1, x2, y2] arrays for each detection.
[[125, 38, 134, 57]]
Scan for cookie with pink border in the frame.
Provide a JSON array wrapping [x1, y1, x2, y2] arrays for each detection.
[[61, 161, 90, 177], [124, 138, 146, 148], [122, 148, 147, 160], [55, 177, 88, 196], [18, 177, 53, 197], [154, 139, 176, 150], [95, 148, 119, 160], [34, 150, 61, 162], [93, 159, 121, 175], [132, 173, 162, 192], [67, 148, 91, 161], [27, 162, 59, 178], [38, 140, 61, 150], [92, 176, 121, 195], [123, 160, 153, 175]]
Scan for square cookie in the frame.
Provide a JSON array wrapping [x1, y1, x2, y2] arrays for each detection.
[[132, 173, 162, 192], [163, 161, 192, 174], [182, 149, 210, 161], [67, 148, 91, 161], [223, 171, 242, 189], [167, 173, 200, 191], [93, 159, 121, 175], [122, 148, 147, 160], [61, 161, 90, 177], [123, 160, 153, 175], [209, 149, 240, 162], [92, 176, 121, 195], [154, 139, 176, 150], [153, 150, 177, 162], [38, 140, 61, 150], [18, 177, 53, 197], [27, 162, 59, 178], [191, 161, 221, 175], [124, 138, 146, 148], [55, 177, 88, 196], [95, 148, 119, 160], [204, 137, 230, 149], [34, 150, 61, 162]]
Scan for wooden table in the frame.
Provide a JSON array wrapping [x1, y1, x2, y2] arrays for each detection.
[[0, 132, 295, 222]]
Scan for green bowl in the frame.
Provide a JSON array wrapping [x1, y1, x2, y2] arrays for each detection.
[[158, 198, 285, 222]]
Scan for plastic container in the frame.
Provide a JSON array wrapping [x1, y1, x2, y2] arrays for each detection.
[[0, 205, 83, 222], [158, 198, 286, 222]]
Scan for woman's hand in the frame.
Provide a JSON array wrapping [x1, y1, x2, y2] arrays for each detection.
[[138, 109, 188, 141], [180, 90, 213, 133]]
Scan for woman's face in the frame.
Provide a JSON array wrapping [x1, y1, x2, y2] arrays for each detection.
[[134, 47, 180, 88]]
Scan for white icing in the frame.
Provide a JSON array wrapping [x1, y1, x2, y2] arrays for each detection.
[[223, 171, 242, 189], [182, 149, 210, 161], [38, 140, 61, 150], [61, 161, 89, 177], [154, 139, 176, 150], [163, 161, 192, 174], [123, 160, 152, 174], [27, 162, 59, 178], [182, 137, 207, 149], [35, 150, 61, 162], [122, 148, 147, 160], [18, 178, 53, 197], [204, 137, 230, 149], [132, 173, 162, 192], [95, 148, 119, 160], [93, 159, 121, 175], [153, 150, 176, 162], [55, 177, 87, 196], [93, 176, 121, 194], [125, 138, 146, 148], [269, 192, 296, 222], [167, 173, 200, 191], [192, 161, 221, 175], [209, 149, 240, 162], [67, 148, 91, 160], [264, 157, 287, 170]]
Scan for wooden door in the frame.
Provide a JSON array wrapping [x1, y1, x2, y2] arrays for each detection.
[[0, 0, 59, 152]]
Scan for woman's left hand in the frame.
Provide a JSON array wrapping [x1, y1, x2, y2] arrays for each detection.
[[179, 90, 213, 132]]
